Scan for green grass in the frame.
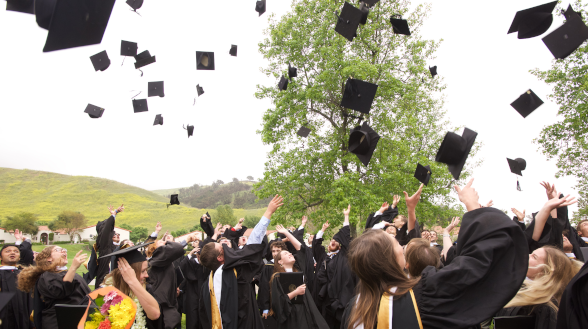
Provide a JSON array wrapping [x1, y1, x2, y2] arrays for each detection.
[[0, 167, 265, 233]]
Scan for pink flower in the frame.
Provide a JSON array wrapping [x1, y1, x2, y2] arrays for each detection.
[[100, 292, 125, 315]]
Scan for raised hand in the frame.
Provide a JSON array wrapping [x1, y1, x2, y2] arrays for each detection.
[[444, 217, 460, 233], [201, 214, 208, 222], [392, 195, 401, 208], [161, 230, 169, 241], [155, 222, 162, 233], [511, 208, 525, 221], [189, 246, 200, 255], [71, 250, 88, 269], [540, 181, 558, 200], [301, 216, 308, 227], [214, 223, 223, 236], [118, 257, 140, 285], [322, 221, 330, 232], [108, 205, 117, 216], [343, 205, 351, 217], [268, 195, 284, 214], [483, 200, 494, 208], [454, 178, 479, 212], [403, 184, 424, 210], [14, 229, 23, 241], [275, 224, 288, 235], [116, 204, 125, 214], [238, 218, 245, 225], [543, 194, 577, 210], [378, 202, 390, 214], [422, 231, 431, 240]]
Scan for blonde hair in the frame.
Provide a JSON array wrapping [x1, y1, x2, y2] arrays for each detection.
[[505, 246, 582, 311]]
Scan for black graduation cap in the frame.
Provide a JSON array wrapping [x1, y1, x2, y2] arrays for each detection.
[[348, 122, 380, 166], [132, 99, 148, 113], [148, 81, 165, 97], [340, 78, 378, 114], [196, 51, 215, 70], [35, 0, 116, 52], [278, 76, 289, 91], [134, 50, 156, 69], [153, 114, 163, 126], [84, 104, 104, 119], [170, 194, 180, 205], [229, 45, 238, 57], [359, 2, 370, 25], [390, 15, 411, 35], [288, 64, 298, 79], [335, 2, 362, 42], [196, 84, 205, 96], [121, 40, 138, 56], [126, 0, 143, 10], [507, 1, 557, 39], [562, 4, 583, 20], [297, 126, 311, 138], [362, 0, 380, 5], [255, 0, 266, 16], [429, 66, 437, 78], [510, 89, 544, 118], [6, 0, 34, 14], [184, 125, 194, 138], [98, 242, 154, 269], [542, 13, 588, 59], [435, 128, 478, 180], [414, 163, 432, 186], [507, 158, 526, 176], [90, 50, 110, 72]]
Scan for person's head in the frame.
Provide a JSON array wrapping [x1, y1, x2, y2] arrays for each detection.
[[429, 231, 438, 242], [120, 239, 134, 247], [270, 241, 287, 260], [146, 240, 166, 258], [276, 250, 296, 269], [105, 260, 148, 297], [404, 238, 440, 277], [17, 246, 62, 293], [392, 215, 408, 229], [507, 246, 582, 310], [328, 239, 341, 253], [577, 220, 588, 237], [308, 234, 314, 244], [112, 232, 121, 243], [0, 244, 20, 266], [164, 234, 174, 242], [347, 230, 417, 329], [562, 232, 573, 253], [48, 246, 68, 266], [384, 225, 397, 236], [200, 242, 226, 271], [238, 236, 248, 247]]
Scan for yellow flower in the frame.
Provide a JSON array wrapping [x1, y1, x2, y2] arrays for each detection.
[[108, 298, 135, 329], [85, 312, 106, 329]]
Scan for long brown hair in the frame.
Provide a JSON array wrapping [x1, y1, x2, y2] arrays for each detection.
[[18, 246, 60, 292], [347, 229, 419, 329], [268, 250, 300, 316], [103, 261, 145, 297]]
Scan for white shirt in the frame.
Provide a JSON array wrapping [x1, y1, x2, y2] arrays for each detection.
[[566, 252, 576, 258], [582, 237, 588, 242], [212, 265, 224, 329], [187, 254, 200, 264], [0, 266, 17, 270], [56, 266, 68, 271]]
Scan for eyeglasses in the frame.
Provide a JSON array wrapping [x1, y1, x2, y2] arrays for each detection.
[[53, 248, 67, 253]]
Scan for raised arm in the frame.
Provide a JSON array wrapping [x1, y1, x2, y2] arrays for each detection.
[[149, 242, 186, 267], [403, 184, 423, 232], [200, 213, 214, 238], [248, 195, 283, 245], [118, 258, 160, 320], [97, 204, 123, 252], [15, 229, 34, 266], [276, 225, 301, 250], [442, 217, 460, 261], [532, 195, 577, 242]]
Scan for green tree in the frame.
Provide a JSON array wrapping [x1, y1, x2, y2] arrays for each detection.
[[172, 228, 189, 237], [130, 226, 148, 243], [3, 212, 39, 235], [49, 233, 54, 242], [254, 0, 474, 230], [189, 224, 202, 232], [531, 1, 588, 220], [216, 205, 237, 225], [243, 215, 259, 228], [53, 211, 88, 243]]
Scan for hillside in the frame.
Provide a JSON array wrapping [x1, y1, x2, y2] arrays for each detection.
[[0, 168, 265, 232]]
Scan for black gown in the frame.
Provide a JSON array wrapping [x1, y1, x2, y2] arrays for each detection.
[[95, 215, 117, 288], [179, 255, 209, 329], [0, 265, 33, 329], [556, 260, 588, 329], [35, 270, 91, 329], [270, 243, 329, 329], [257, 262, 275, 314], [148, 242, 185, 329], [364, 206, 399, 229], [496, 304, 557, 329]]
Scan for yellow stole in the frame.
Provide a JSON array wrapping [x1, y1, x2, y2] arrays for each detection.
[[209, 268, 238, 329], [375, 289, 422, 329]]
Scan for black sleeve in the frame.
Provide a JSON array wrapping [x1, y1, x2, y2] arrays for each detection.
[[257, 266, 272, 312], [201, 216, 214, 238], [96, 216, 115, 253], [271, 275, 292, 324], [312, 235, 327, 264], [333, 225, 351, 255], [292, 228, 305, 244], [149, 242, 186, 268], [524, 213, 563, 252], [406, 219, 422, 244], [37, 272, 82, 301], [18, 240, 34, 266]]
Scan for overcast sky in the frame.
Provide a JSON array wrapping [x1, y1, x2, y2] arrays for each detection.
[[0, 0, 581, 217]]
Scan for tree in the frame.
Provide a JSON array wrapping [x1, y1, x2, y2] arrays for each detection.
[[172, 228, 189, 237], [3, 212, 39, 235], [130, 226, 148, 243], [53, 211, 88, 243], [215, 205, 237, 225], [49, 233, 54, 242], [247, 176, 254, 181], [254, 0, 475, 229], [243, 215, 260, 228], [189, 224, 202, 232], [232, 178, 240, 183], [530, 1, 588, 220]]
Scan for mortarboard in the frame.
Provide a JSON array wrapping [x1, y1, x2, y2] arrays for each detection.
[[435, 128, 478, 180], [148, 81, 165, 97], [359, 2, 370, 25], [126, 0, 143, 11], [340, 78, 378, 114], [562, 4, 583, 20], [297, 126, 311, 138], [90, 50, 110, 72], [6, 0, 34, 14], [134, 50, 156, 69], [153, 114, 163, 126], [542, 13, 588, 59], [121, 40, 138, 56], [507, 158, 526, 176], [429, 66, 437, 78], [510, 89, 544, 118], [362, 0, 380, 5], [184, 125, 194, 138], [255, 0, 266, 16], [335, 2, 362, 42], [196, 51, 215, 70], [98, 242, 153, 269], [132, 99, 148, 113], [348, 122, 380, 166], [229, 45, 238, 57], [507, 1, 557, 39], [197, 84, 205, 96], [288, 64, 298, 79], [170, 194, 180, 205], [414, 163, 432, 186], [278, 76, 289, 91], [35, 0, 116, 52], [84, 104, 105, 119], [390, 15, 411, 35]]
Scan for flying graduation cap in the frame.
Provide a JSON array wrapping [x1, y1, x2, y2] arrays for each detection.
[[153, 114, 163, 126], [390, 15, 411, 35], [359, 3, 370, 25], [510, 89, 544, 118], [84, 104, 105, 119], [542, 10, 588, 59], [435, 128, 478, 180], [134, 50, 156, 69], [148, 81, 165, 97], [507, 158, 526, 191], [340, 78, 378, 114], [278, 76, 289, 91], [429, 66, 437, 78], [126, 0, 143, 11], [335, 2, 363, 42], [297, 126, 311, 138], [563, 4, 583, 20], [414, 163, 432, 186], [6, 0, 34, 14], [362, 0, 380, 5], [196, 51, 215, 70], [121, 40, 138, 56], [184, 125, 194, 138], [288, 64, 298, 79], [132, 99, 148, 113], [229, 45, 238, 57], [196, 84, 205, 96], [35, 0, 116, 52], [507, 1, 557, 39], [90, 51, 110, 71], [256, 0, 266, 16], [348, 122, 380, 166]]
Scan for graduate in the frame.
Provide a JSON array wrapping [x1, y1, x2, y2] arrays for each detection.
[[179, 242, 210, 329], [198, 195, 283, 329], [18, 246, 90, 329], [269, 224, 328, 329], [258, 240, 288, 320], [403, 238, 440, 278], [557, 261, 588, 329], [0, 229, 33, 329], [95, 204, 125, 287]]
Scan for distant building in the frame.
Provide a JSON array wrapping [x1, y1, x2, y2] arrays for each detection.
[[0, 225, 131, 244]]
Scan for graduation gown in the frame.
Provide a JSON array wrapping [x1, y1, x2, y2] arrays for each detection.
[[496, 304, 557, 329], [95, 215, 117, 287], [524, 212, 564, 253], [35, 270, 91, 329], [0, 266, 33, 329], [148, 241, 186, 329], [18, 239, 35, 266], [556, 199, 585, 262], [257, 262, 275, 314], [364, 206, 399, 229], [556, 260, 588, 329], [144, 284, 166, 329], [341, 291, 422, 329], [179, 255, 209, 329], [324, 226, 355, 328], [270, 244, 328, 329]]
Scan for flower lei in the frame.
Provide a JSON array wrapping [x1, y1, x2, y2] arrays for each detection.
[[130, 296, 147, 329]]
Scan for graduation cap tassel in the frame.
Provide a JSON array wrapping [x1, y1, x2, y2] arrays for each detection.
[[517, 177, 522, 191], [121, 56, 126, 66], [334, 11, 348, 24], [139, 69, 144, 77], [193, 98, 196, 106], [131, 91, 141, 99]]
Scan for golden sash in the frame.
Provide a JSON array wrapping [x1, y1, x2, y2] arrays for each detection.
[[209, 268, 238, 329], [375, 289, 423, 329]]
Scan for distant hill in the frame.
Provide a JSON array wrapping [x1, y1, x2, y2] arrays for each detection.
[[173, 179, 271, 210], [151, 188, 186, 197], [0, 168, 265, 232]]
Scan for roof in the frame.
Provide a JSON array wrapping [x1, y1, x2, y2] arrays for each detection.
[[38, 226, 50, 232]]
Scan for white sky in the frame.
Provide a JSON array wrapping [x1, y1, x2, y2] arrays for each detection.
[[0, 0, 580, 217]]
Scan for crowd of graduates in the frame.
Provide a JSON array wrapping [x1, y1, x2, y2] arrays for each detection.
[[1, 179, 588, 329]]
